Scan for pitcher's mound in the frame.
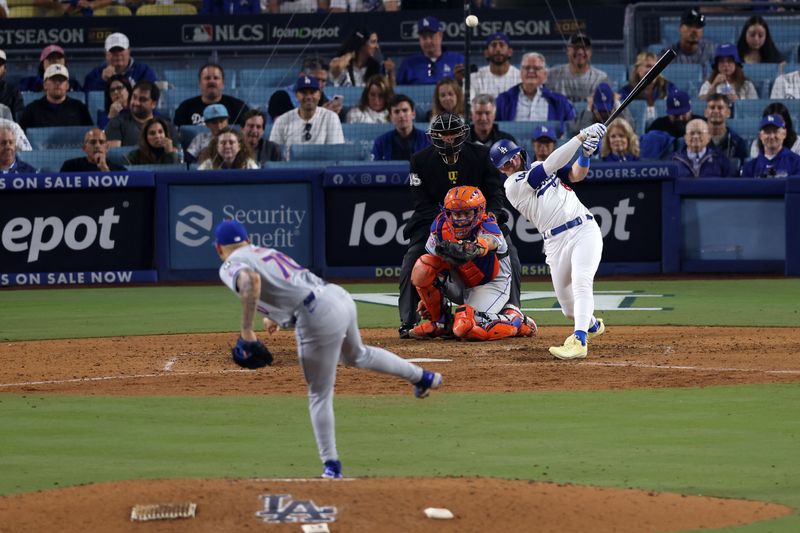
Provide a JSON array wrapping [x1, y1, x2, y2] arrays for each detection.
[[0, 477, 790, 532]]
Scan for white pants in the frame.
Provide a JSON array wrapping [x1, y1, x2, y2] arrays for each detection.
[[295, 284, 423, 464], [443, 257, 513, 317], [544, 219, 603, 332]]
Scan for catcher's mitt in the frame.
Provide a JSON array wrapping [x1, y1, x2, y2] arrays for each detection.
[[231, 337, 273, 369], [435, 238, 484, 266]]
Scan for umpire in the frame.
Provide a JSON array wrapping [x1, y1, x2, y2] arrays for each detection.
[[398, 112, 522, 338]]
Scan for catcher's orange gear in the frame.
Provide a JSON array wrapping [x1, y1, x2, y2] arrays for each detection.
[[442, 186, 486, 240], [411, 254, 448, 322]]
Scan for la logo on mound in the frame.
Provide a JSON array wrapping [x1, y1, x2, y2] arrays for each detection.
[[175, 205, 213, 247], [256, 494, 337, 524]]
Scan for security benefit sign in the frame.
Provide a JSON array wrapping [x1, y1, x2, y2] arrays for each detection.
[[325, 187, 414, 272], [0, 188, 155, 286], [169, 183, 312, 270], [505, 180, 663, 264]]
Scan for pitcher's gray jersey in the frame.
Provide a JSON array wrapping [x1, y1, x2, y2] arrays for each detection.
[[219, 244, 324, 328]]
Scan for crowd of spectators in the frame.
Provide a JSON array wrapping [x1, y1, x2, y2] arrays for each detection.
[[0, 6, 798, 176]]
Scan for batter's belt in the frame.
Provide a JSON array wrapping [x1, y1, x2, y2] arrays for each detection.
[[541, 214, 594, 240]]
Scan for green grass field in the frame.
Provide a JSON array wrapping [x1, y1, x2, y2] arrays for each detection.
[[1, 279, 799, 532]]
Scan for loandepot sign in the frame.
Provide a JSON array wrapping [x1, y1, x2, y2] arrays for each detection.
[[351, 290, 670, 312]]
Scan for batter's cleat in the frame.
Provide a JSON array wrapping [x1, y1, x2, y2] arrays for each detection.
[[549, 334, 588, 360], [408, 321, 446, 340], [588, 318, 605, 340], [414, 370, 443, 399], [399, 323, 415, 339], [321, 460, 343, 479]]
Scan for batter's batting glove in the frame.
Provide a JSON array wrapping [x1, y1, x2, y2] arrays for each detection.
[[232, 337, 273, 369], [582, 134, 601, 157], [579, 123, 607, 142]]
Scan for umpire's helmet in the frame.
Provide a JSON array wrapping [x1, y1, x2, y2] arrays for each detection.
[[428, 112, 470, 162], [489, 138, 528, 172]]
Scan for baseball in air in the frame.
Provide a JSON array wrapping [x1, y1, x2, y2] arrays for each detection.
[[465, 15, 479, 27]]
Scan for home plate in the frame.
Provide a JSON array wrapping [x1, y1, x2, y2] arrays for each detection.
[[406, 358, 452, 363]]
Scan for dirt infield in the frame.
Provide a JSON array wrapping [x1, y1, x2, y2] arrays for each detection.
[[1, 325, 798, 531]]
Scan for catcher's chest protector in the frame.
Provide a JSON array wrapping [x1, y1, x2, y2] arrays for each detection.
[[439, 220, 500, 288]]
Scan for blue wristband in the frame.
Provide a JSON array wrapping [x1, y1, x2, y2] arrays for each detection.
[[577, 154, 591, 168]]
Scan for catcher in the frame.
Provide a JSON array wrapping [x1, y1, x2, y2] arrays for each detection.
[[410, 185, 537, 341]]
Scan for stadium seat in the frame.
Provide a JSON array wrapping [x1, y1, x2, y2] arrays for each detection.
[[163, 69, 201, 90], [289, 143, 368, 162], [86, 91, 105, 118], [93, 5, 132, 15], [594, 64, 627, 89], [733, 99, 800, 120], [20, 149, 86, 172], [8, 5, 60, 16], [238, 69, 297, 89], [340, 123, 392, 143], [394, 85, 434, 116], [178, 125, 207, 149], [662, 63, 702, 95], [128, 163, 188, 171], [106, 147, 130, 168], [27, 126, 90, 150], [136, 3, 197, 15], [161, 87, 198, 116]]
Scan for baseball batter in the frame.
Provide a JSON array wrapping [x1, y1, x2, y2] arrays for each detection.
[[489, 123, 607, 359], [411, 186, 536, 341], [214, 219, 443, 479]]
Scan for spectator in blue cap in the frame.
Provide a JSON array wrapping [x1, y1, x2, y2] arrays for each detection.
[[269, 75, 345, 154], [531, 124, 557, 162], [741, 115, 800, 178], [698, 43, 758, 102], [186, 103, 230, 164], [467, 32, 520, 98], [672, 118, 731, 177], [396, 16, 464, 85], [645, 88, 702, 138], [568, 82, 633, 136], [661, 8, 715, 74]]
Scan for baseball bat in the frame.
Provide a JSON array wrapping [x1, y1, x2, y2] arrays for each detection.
[[603, 48, 677, 127]]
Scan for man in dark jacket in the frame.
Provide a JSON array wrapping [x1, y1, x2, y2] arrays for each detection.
[[468, 93, 517, 147], [61, 128, 126, 172], [19, 65, 93, 131], [398, 112, 521, 337], [371, 95, 430, 161], [646, 88, 702, 139], [704, 94, 747, 167], [0, 49, 24, 121], [672, 118, 731, 177]]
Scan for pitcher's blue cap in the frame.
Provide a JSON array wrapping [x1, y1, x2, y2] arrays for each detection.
[[214, 220, 249, 246]]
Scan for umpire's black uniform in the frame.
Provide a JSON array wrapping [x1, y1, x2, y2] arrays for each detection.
[[398, 141, 522, 335]]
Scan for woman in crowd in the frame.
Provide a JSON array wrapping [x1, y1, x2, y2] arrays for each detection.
[[736, 16, 784, 65], [126, 117, 181, 165], [198, 127, 258, 170], [329, 28, 394, 87], [345, 74, 393, 124], [750, 102, 800, 158], [97, 74, 132, 129], [428, 77, 464, 123], [17, 44, 83, 92], [619, 51, 675, 103], [698, 43, 758, 102], [599, 118, 640, 162]]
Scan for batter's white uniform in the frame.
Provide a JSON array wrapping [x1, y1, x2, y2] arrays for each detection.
[[220, 244, 425, 465], [505, 158, 603, 332]]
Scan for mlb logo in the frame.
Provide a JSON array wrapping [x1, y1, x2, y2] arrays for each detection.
[[182, 25, 213, 43], [400, 21, 417, 39]]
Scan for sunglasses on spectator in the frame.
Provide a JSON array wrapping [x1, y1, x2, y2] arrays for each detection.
[[304, 123, 312, 141]]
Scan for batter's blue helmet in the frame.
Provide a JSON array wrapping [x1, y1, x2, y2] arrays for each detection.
[[489, 139, 522, 168]]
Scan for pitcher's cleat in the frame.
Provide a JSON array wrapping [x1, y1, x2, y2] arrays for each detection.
[[321, 460, 343, 479], [549, 334, 588, 360], [587, 318, 605, 340], [414, 370, 443, 398]]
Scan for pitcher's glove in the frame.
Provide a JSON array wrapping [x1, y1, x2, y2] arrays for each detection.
[[435, 238, 484, 266], [232, 337, 273, 369]]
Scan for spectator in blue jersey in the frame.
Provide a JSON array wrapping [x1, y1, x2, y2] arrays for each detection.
[[371, 94, 430, 161], [0, 125, 36, 173], [201, 0, 259, 14], [17, 45, 82, 93], [672, 119, 730, 177], [741, 115, 800, 178], [396, 16, 464, 85], [600, 118, 640, 163], [83, 33, 158, 92], [494, 52, 574, 124]]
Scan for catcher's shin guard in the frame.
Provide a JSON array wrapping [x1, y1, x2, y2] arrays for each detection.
[[501, 304, 538, 337], [412, 254, 447, 322], [452, 305, 490, 341]]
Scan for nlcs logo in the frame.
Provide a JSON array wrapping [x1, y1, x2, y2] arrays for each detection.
[[255, 494, 337, 524]]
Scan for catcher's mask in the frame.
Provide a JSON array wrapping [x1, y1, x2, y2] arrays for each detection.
[[489, 138, 528, 172], [428, 112, 469, 163], [442, 186, 486, 239]]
